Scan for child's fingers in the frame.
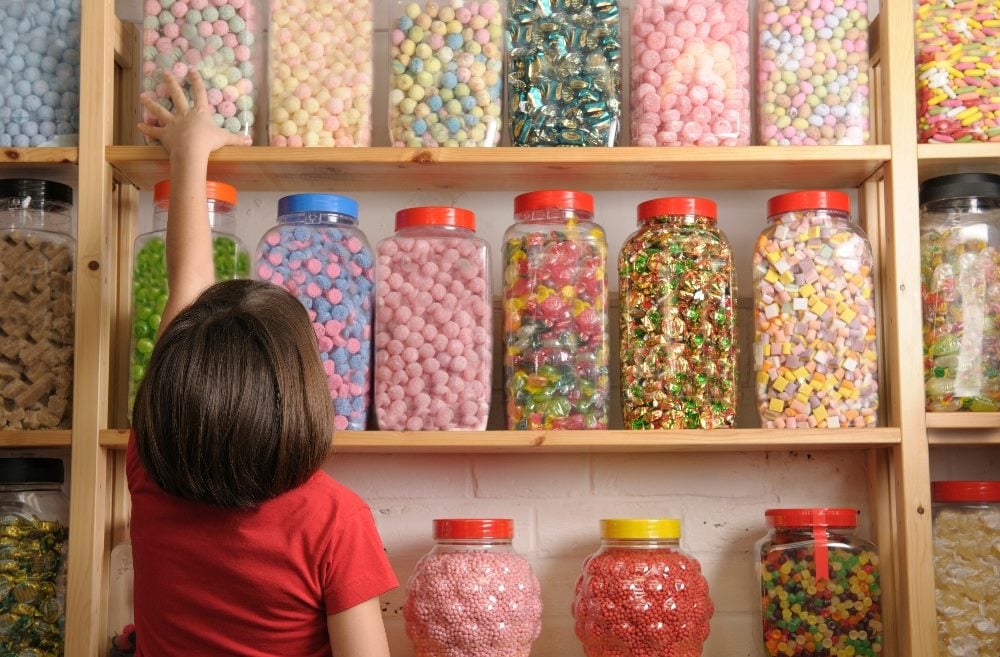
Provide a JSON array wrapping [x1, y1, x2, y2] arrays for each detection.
[[225, 131, 253, 147], [162, 72, 190, 114], [187, 69, 209, 110], [137, 122, 165, 142], [139, 94, 173, 124]]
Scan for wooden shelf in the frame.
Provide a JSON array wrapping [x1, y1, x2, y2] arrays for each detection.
[[106, 145, 891, 192], [925, 412, 1000, 429], [0, 430, 73, 448], [100, 427, 901, 452], [0, 148, 78, 165], [917, 143, 1000, 181], [926, 412, 1000, 445]]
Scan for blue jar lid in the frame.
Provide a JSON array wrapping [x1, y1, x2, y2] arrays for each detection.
[[277, 194, 358, 219]]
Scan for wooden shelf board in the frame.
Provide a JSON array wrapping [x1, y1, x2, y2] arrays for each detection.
[[106, 145, 891, 192], [925, 412, 1000, 429], [917, 143, 1000, 181], [0, 430, 72, 448], [0, 148, 78, 165], [928, 429, 1000, 445], [100, 428, 900, 452]]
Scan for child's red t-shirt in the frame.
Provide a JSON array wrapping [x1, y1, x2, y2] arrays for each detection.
[[126, 435, 398, 657]]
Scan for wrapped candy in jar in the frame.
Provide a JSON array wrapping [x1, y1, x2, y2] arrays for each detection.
[[630, 0, 750, 146], [619, 197, 737, 429], [931, 481, 1000, 657], [506, 0, 622, 146], [129, 181, 249, 413], [374, 207, 491, 430], [268, 0, 373, 146], [0, 0, 82, 147], [752, 191, 879, 428], [141, 0, 262, 138], [757, 0, 871, 145], [389, 0, 504, 147], [255, 194, 374, 430], [572, 519, 713, 657], [403, 519, 542, 657], [0, 458, 70, 656], [0, 179, 74, 431], [919, 173, 1000, 412], [756, 508, 883, 657], [502, 190, 609, 430]]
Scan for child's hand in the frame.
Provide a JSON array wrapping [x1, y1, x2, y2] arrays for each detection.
[[137, 70, 251, 159]]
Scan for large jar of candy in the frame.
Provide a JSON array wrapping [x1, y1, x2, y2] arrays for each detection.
[[142, 0, 263, 139], [757, 0, 871, 145], [389, 0, 504, 147], [0, 458, 70, 656], [269, 0, 373, 146], [0, 179, 74, 431], [108, 541, 135, 656], [129, 181, 249, 413], [756, 508, 882, 657], [255, 194, 374, 431], [630, 0, 750, 146], [0, 0, 81, 147], [502, 190, 609, 430], [920, 173, 1000, 412], [573, 519, 713, 657], [374, 207, 491, 430], [916, 0, 1000, 142], [752, 191, 879, 428], [403, 519, 542, 657], [506, 0, 622, 146], [619, 197, 737, 429], [931, 481, 1000, 657]]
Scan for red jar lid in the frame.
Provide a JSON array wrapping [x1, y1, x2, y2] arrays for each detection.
[[395, 206, 475, 231], [767, 190, 850, 218], [154, 179, 237, 205], [932, 481, 1000, 503], [637, 196, 717, 223], [514, 190, 594, 214], [433, 518, 514, 540], [765, 508, 858, 529]]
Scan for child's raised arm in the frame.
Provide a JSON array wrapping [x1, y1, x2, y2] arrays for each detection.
[[327, 597, 391, 657], [137, 70, 250, 335]]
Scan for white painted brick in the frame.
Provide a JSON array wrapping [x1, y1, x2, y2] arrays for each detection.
[[472, 454, 591, 498], [324, 454, 471, 499], [702, 611, 758, 657], [592, 452, 770, 499], [762, 450, 870, 508], [699, 556, 761, 614], [536, 499, 687, 558]]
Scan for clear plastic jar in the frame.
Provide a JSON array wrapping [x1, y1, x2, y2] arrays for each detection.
[[756, 508, 883, 657], [374, 207, 491, 430], [129, 181, 249, 413], [573, 519, 713, 657], [502, 191, 609, 430], [0, 0, 82, 147], [268, 0, 373, 146], [931, 481, 1000, 657], [389, 0, 503, 147], [0, 179, 74, 431], [620, 197, 737, 429], [630, 0, 750, 146], [255, 194, 374, 431], [0, 458, 70, 656], [920, 173, 1000, 412], [107, 541, 134, 653], [757, 0, 871, 145], [752, 191, 879, 428], [403, 519, 542, 657], [141, 0, 263, 139], [506, 0, 622, 146]]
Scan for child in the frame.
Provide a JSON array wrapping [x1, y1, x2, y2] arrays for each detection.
[[129, 71, 398, 657]]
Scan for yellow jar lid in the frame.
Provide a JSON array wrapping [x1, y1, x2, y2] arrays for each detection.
[[600, 518, 681, 540]]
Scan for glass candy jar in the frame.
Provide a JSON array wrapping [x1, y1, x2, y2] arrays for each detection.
[[619, 197, 737, 429], [752, 191, 879, 428], [920, 173, 1000, 412], [0, 179, 74, 430], [403, 519, 542, 657]]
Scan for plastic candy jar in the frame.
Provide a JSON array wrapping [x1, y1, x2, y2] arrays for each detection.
[[756, 508, 883, 657], [630, 0, 750, 146], [916, 0, 1000, 142], [141, 0, 263, 138], [502, 190, 609, 430], [0, 179, 74, 431], [0, 458, 70, 656], [389, 0, 504, 147], [403, 519, 542, 657], [0, 0, 81, 147], [506, 0, 622, 146], [268, 0, 373, 146], [572, 518, 714, 657], [107, 541, 134, 653], [619, 197, 737, 429], [374, 207, 491, 430], [757, 0, 871, 145], [919, 173, 1000, 412], [129, 181, 249, 413], [931, 481, 1000, 657], [752, 191, 879, 428], [255, 194, 374, 431]]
